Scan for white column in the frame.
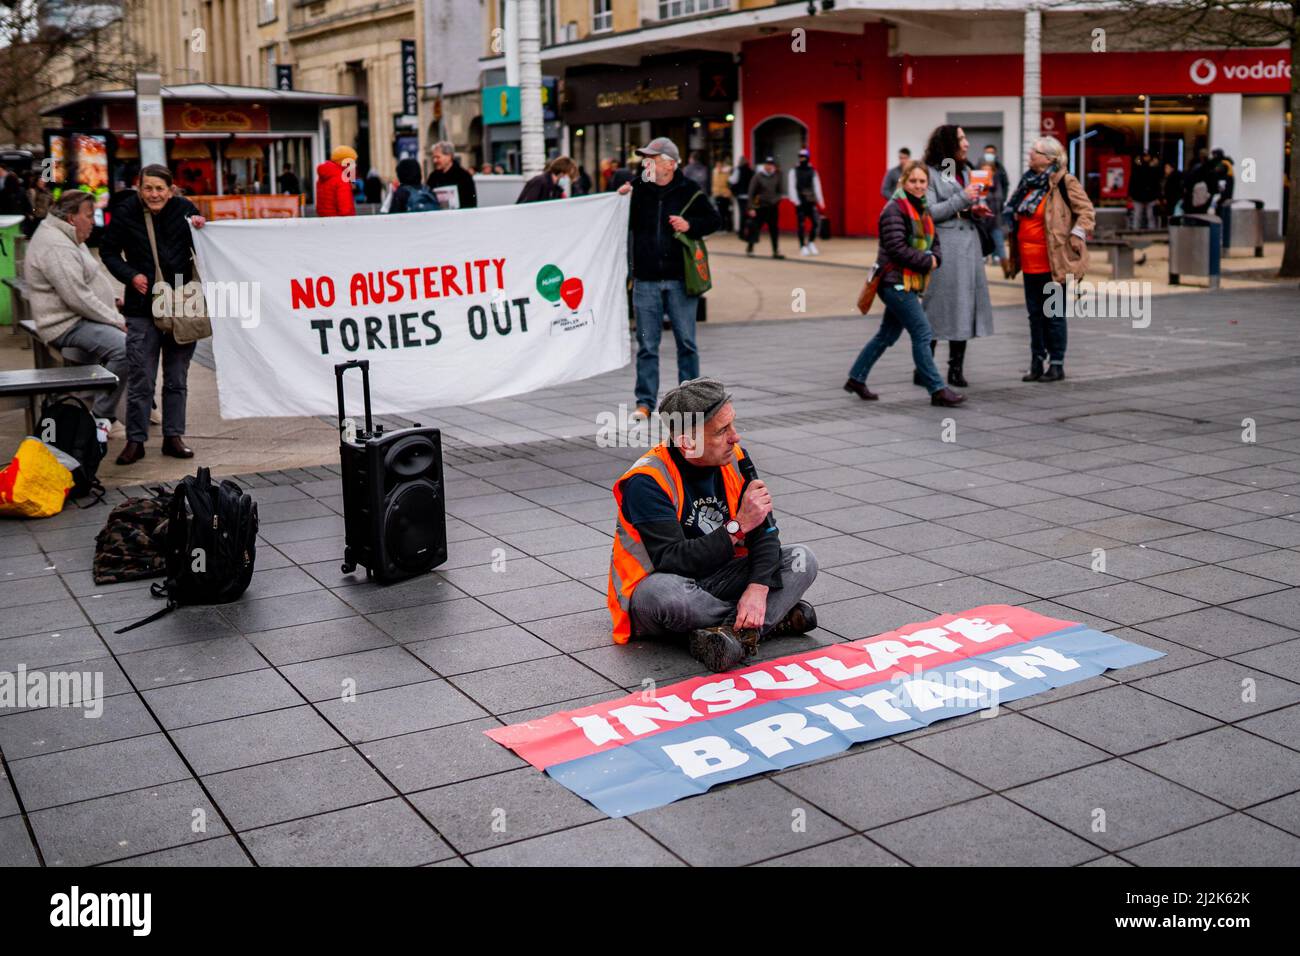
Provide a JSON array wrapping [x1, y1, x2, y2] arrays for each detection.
[[518, 0, 545, 176], [1021, 5, 1041, 177], [1209, 93, 1243, 157]]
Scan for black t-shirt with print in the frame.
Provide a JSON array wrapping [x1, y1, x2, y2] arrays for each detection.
[[619, 444, 781, 591]]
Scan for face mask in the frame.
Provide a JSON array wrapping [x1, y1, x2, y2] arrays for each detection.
[[558, 175, 571, 192], [641, 163, 656, 183], [983, 152, 996, 164]]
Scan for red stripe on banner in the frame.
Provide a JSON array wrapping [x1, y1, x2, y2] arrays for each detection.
[[487, 604, 1075, 770]]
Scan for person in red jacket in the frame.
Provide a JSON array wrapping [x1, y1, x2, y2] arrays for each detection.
[[315, 145, 357, 217]]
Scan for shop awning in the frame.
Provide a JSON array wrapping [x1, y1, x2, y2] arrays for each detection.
[[41, 82, 363, 118]]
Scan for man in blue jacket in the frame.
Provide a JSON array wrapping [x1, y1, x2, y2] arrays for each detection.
[[618, 138, 722, 420]]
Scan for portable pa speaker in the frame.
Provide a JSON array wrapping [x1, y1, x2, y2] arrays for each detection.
[[335, 361, 448, 582]]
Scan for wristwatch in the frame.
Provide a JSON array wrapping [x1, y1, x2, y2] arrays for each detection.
[[726, 519, 743, 543]]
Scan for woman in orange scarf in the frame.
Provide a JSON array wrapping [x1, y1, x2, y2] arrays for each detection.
[[844, 162, 965, 407]]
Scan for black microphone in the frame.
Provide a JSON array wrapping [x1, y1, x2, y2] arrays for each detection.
[[736, 455, 777, 533]]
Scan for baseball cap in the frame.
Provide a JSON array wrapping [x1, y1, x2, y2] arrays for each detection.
[[636, 137, 681, 163], [798, 148, 810, 158], [763, 155, 776, 164]]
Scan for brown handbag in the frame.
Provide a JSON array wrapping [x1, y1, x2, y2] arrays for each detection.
[[144, 210, 211, 345], [856, 262, 882, 314]]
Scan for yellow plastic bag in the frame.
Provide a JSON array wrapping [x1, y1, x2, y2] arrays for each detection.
[[0, 438, 74, 519]]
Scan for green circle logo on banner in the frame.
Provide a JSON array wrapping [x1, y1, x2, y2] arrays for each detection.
[[536, 264, 564, 302]]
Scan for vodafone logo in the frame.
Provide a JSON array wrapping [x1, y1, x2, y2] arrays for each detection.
[[1189, 55, 1291, 87], [1189, 58, 1217, 85]]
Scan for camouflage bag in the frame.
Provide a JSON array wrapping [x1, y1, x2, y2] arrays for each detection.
[[93, 493, 171, 585]]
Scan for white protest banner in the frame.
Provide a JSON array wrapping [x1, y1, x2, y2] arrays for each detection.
[[190, 193, 630, 419]]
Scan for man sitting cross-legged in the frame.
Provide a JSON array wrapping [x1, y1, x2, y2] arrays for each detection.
[[606, 378, 820, 672]]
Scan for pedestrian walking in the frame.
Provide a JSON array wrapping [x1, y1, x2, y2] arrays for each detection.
[[1003, 135, 1095, 383], [979, 144, 1010, 261], [880, 147, 911, 199], [1129, 151, 1162, 229], [363, 169, 384, 205], [789, 148, 825, 256], [315, 146, 357, 217], [712, 158, 733, 229], [608, 155, 639, 192], [1159, 161, 1184, 223], [278, 165, 300, 195], [426, 141, 478, 209], [99, 164, 208, 465], [921, 125, 993, 389], [682, 151, 711, 195], [516, 156, 577, 203], [616, 137, 722, 419], [729, 156, 754, 236], [388, 158, 438, 213], [844, 162, 965, 408], [746, 156, 784, 259]]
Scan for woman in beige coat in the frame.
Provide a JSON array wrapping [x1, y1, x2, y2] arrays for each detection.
[[1003, 135, 1095, 382]]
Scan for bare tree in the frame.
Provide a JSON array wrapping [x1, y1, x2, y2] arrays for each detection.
[[1077, 0, 1299, 277], [0, 0, 137, 148]]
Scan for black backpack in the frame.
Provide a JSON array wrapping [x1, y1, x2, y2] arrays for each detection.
[[37, 396, 105, 503], [116, 468, 259, 633], [93, 493, 170, 584]]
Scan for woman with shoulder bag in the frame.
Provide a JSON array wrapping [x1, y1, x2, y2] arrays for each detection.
[[844, 162, 965, 407], [100, 163, 208, 465], [1002, 136, 1095, 382], [919, 125, 994, 389]]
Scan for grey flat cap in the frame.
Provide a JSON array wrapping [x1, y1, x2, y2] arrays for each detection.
[[658, 377, 732, 432], [636, 137, 681, 164]]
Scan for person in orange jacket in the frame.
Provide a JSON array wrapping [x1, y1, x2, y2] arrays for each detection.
[[315, 145, 357, 217]]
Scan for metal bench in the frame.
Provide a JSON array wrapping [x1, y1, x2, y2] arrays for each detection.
[[1089, 237, 1153, 280], [0, 365, 119, 434], [3, 275, 29, 337]]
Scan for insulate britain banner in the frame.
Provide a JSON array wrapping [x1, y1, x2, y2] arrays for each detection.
[[190, 193, 630, 418], [487, 605, 1164, 817]]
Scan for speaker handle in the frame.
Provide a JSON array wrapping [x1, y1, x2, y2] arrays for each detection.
[[334, 360, 373, 438]]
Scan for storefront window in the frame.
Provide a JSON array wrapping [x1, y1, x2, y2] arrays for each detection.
[[658, 0, 727, 21], [1044, 94, 1208, 207]]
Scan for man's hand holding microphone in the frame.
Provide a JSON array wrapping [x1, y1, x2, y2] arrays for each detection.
[[731, 479, 773, 544]]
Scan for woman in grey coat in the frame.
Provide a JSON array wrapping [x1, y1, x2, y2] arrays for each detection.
[[920, 125, 994, 388]]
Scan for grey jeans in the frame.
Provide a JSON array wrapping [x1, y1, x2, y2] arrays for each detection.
[[630, 545, 819, 639], [50, 320, 128, 420], [125, 314, 196, 443]]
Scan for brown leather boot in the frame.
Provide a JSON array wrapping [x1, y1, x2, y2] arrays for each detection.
[[930, 387, 966, 407], [843, 378, 878, 401], [768, 601, 818, 638], [115, 441, 145, 465], [162, 436, 194, 459]]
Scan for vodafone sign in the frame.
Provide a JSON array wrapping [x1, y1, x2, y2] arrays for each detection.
[[1189, 54, 1290, 88], [897, 49, 1291, 98]]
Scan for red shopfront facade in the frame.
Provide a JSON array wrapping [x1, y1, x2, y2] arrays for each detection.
[[741, 30, 1290, 236]]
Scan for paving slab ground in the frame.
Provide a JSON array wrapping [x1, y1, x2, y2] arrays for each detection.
[[0, 284, 1298, 865]]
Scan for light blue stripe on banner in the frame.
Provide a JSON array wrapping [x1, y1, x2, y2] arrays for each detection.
[[547, 626, 1163, 817]]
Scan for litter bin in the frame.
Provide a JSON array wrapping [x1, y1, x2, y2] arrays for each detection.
[[1168, 213, 1221, 289], [1221, 198, 1264, 257], [0, 214, 24, 327]]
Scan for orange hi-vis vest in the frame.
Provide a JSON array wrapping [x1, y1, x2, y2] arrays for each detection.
[[607, 442, 749, 644]]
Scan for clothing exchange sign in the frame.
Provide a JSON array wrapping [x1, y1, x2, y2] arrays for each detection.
[[191, 194, 631, 418]]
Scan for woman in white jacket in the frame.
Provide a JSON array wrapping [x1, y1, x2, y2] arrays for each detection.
[[23, 190, 128, 426]]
